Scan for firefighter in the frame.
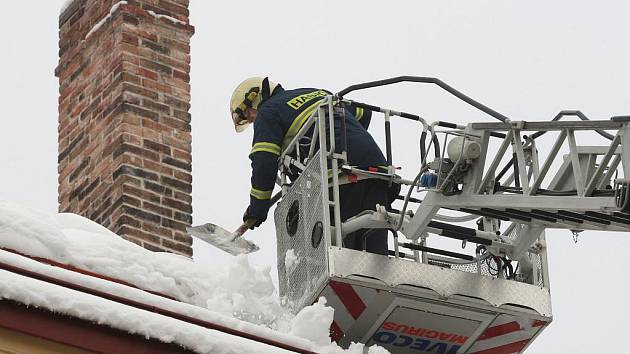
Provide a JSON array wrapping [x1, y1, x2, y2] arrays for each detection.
[[230, 77, 397, 255]]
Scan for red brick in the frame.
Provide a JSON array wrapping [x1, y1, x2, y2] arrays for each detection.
[[123, 82, 159, 101], [142, 78, 172, 94], [137, 67, 158, 81], [119, 225, 161, 244], [160, 37, 189, 54], [126, 27, 158, 42], [143, 200, 173, 218], [123, 183, 161, 204], [173, 170, 192, 183], [174, 232, 192, 245], [143, 242, 166, 252], [144, 118, 175, 134], [172, 148, 191, 162], [58, 0, 194, 257], [162, 197, 192, 213], [158, 0, 189, 17], [173, 70, 190, 83], [121, 32, 139, 45], [161, 238, 192, 255], [142, 222, 174, 238], [144, 159, 174, 176], [161, 134, 189, 151]]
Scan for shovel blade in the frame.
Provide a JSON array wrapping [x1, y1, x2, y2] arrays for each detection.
[[187, 223, 259, 256]]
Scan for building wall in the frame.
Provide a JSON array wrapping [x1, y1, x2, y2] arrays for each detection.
[[0, 299, 194, 354], [56, 0, 195, 256], [0, 327, 95, 354]]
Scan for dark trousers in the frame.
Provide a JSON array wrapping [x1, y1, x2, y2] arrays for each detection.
[[337, 179, 390, 256]]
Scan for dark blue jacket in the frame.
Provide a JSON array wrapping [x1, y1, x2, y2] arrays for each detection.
[[247, 87, 386, 221]]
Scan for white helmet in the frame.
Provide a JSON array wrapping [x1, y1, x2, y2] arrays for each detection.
[[229, 77, 279, 132]]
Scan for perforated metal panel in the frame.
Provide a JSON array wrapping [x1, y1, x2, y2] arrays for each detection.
[[435, 224, 547, 287], [275, 157, 330, 313]]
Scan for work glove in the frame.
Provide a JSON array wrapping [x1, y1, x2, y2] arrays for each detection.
[[243, 206, 265, 230]]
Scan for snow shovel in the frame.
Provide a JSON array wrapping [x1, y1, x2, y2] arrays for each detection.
[[187, 219, 259, 255], [189, 193, 282, 255]]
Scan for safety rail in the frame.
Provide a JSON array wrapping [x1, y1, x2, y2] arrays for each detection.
[[274, 76, 630, 289], [275, 95, 539, 285]]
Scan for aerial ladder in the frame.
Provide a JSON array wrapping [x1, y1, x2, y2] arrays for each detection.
[[272, 77, 630, 354]]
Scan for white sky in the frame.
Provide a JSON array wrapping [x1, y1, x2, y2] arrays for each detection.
[[1, 1, 629, 353]]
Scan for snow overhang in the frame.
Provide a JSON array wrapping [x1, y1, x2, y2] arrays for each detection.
[[0, 248, 314, 354]]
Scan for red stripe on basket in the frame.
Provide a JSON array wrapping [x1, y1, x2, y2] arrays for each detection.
[[469, 339, 531, 354], [532, 320, 547, 328], [330, 320, 344, 342], [478, 321, 521, 340], [329, 280, 366, 320]]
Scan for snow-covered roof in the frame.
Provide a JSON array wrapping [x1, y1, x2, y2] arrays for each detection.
[[0, 201, 386, 354]]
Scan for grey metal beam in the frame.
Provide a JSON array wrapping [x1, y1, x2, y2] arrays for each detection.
[[472, 120, 623, 131], [434, 194, 617, 210]]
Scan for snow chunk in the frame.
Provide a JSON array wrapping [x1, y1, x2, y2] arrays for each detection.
[[290, 297, 335, 347], [0, 201, 68, 258], [57, 212, 118, 239], [147, 10, 187, 25], [290, 298, 389, 353], [284, 249, 299, 273], [365, 345, 391, 354], [205, 255, 286, 326]]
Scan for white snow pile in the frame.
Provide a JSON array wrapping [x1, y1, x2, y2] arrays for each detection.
[[285, 248, 300, 273], [147, 10, 187, 25], [0, 201, 387, 354], [291, 298, 388, 354]]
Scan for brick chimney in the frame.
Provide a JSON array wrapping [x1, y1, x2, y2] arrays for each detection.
[[56, 0, 195, 256]]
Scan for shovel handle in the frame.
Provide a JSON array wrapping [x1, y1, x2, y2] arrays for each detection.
[[233, 219, 256, 239], [234, 193, 281, 239]]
